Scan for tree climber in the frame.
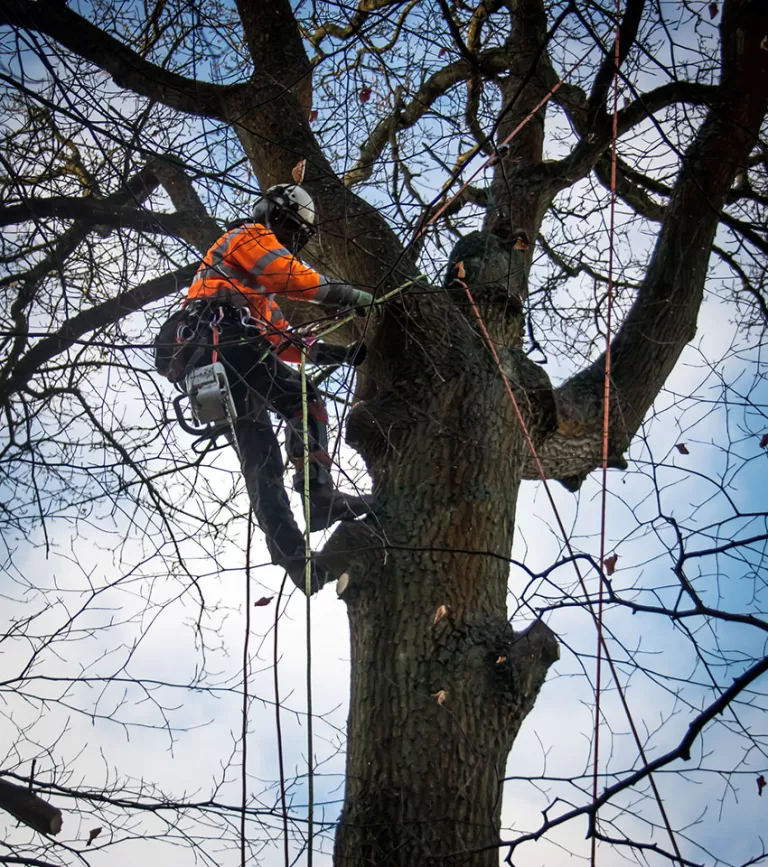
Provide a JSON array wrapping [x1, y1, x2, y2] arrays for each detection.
[[155, 183, 374, 582]]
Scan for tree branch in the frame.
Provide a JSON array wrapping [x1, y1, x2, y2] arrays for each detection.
[[594, 153, 667, 222], [306, 0, 407, 50], [617, 81, 714, 137], [504, 650, 768, 861], [584, 0, 646, 129], [343, 48, 510, 188], [0, 778, 62, 836], [712, 243, 768, 325], [721, 211, 768, 257], [540, 81, 715, 198], [533, 0, 768, 488], [0, 166, 161, 290], [0, 164, 162, 388], [148, 157, 222, 253], [0, 0, 233, 118], [0, 264, 197, 404], [220, 1, 418, 301], [235, 0, 313, 117], [436, 0, 480, 70], [0, 195, 195, 235]]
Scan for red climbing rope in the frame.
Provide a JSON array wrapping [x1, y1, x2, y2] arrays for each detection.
[[419, 47, 594, 240], [591, 4, 621, 862], [454, 6, 687, 853], [590, 6, 684, 864]]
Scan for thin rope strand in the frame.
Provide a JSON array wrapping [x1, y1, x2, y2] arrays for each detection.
[[240, 511, 253, 867], [300, 349, 314, 867], [273, 573, 290, 867], [462, 284, 683, 861], [591, 5, 622, 863]]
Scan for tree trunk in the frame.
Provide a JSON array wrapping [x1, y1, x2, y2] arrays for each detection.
[[335, 266, 558, 865]]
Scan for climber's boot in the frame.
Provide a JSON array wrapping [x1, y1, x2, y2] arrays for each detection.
[[294, 455, 373, 532], [306, 479, 373, 532]]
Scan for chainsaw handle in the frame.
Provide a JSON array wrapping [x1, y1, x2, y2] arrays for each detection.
[[191, 430, 230, 455], [172, 393, 218, 437]]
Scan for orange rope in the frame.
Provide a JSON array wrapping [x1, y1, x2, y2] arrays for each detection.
[[211, 307, 221, 365], [445, 2, 686, 859], [461, 278, 684, 861], [590, 3, 621, 862], [249, 12, 681, 862], [418, 47, 593, 240]]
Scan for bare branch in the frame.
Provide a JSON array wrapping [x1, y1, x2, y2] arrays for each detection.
[[540, 81, 715, 198], [306, 0, 407, 50], [234, 0, 313, 117], [0, 264, 197, 403], [536, 0, 768, 487], [584, 0, 646, 129], [148, 158, 222, 253], [344, 48, 510, 188], [0, 0, 233, 117], [0, 195, 197, 235]]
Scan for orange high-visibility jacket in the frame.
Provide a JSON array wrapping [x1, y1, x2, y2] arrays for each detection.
[[187, 223, 334, 363]]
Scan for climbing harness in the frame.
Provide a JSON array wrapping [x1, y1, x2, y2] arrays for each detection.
[[161, 302, 287, 455]]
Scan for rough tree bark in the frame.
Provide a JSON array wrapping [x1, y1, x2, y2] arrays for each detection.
[[333, 259, 560, 864], [318, 2, 768, 863], [0, 778, 62, 836]]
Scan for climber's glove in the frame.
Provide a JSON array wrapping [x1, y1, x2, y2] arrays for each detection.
[[349, 289, 374, 316], [315, 280, 374, 314]]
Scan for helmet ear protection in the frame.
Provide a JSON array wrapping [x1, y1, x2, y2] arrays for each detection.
[[251, 184, 316, 252]]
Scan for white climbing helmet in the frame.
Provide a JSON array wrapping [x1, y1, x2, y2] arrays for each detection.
[[252, 184, 316, 251]]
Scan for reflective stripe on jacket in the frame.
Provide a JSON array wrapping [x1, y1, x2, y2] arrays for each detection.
[[187, 223, 331, 363]]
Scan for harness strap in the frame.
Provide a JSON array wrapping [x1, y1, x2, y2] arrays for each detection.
[[210, 306, 223, 364]]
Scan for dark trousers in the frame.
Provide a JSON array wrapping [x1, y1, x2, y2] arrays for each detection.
[[201, 313, 324, 571]]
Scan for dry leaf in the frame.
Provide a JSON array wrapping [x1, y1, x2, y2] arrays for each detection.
[[675, 443, 690, 455], [432, 689, 447, 706], [512, 230, 530, 252], [337, 572, 350, 596], [86, 827, 102, 846], [439, 46, 450, 57], [603, 553, 618, 576], [760, 433, 768, 449], [291, 159, 306, 185], [309, 109, 318, 122], [708, 1, 718, 18], [496, 655, 507, 664], [456, 260, 466, 280], [254, 596, 273, 607], [432, 604, 449, 626], [359, 86, 372, 104], [758, 774, 766, 796]]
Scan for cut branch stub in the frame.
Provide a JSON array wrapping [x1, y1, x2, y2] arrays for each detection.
[[0, 778, 63, 836]]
